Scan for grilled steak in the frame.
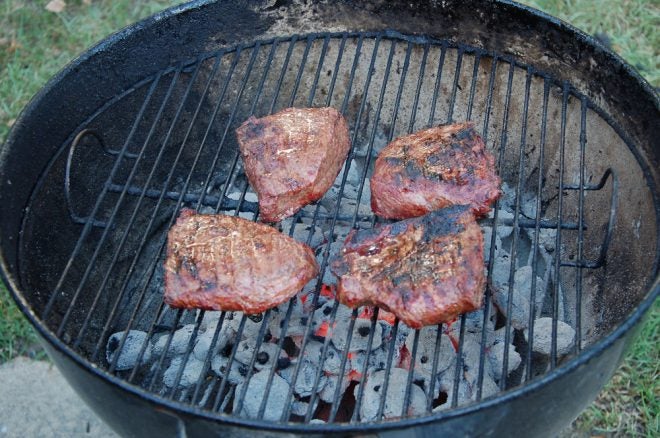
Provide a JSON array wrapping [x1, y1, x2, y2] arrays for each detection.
[[236, 107, 351, 222], [330, 205, 485, 329], [370, 122, 500, 219], [164, 209, 319, 314]]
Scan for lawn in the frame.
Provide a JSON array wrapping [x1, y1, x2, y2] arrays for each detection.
[[0, 0, 658, 436]]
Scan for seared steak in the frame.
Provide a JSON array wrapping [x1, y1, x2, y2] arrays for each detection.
[[370, 122, 500, 219], [330, 205, 485, 328], [236, 107, 351, 222], [164, 209, 319, 314]]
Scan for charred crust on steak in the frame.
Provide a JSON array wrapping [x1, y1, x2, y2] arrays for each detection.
[[371, 122, 501, 219], [330, 206, 485, 328]]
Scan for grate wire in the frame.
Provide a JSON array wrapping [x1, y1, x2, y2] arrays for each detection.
[[30, 31, 623, 425]]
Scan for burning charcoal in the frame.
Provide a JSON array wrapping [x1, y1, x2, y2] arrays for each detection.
[[335, 158, 362, 187], [198, 206, 216, 214], [153, 324, 197, 357], [301, 202, 329, 216], [293, 223, 324, 249], [340, 180, 359, 200], [226, 190, 242, 201], [482, 226, 503, 260], [446, 309, 496, 341], [495, 208, 514, 238], [405, 328, 455, 375], [543, 268, 567, 321], [492, 264, 534, 330], [516, 266, 545, 315], [311, 300, 351, 338], [333, 225, 353, 244], [497, 182, 516, 211], [535, 228, 558, 259], [268, 297, 307, 338], [319, 374, 352, 403], [163, 356, 206, 388], [196, 310, 222, 332], [192, 323, 234, 361], [348, 349, 367, 374], [234, 339, 257, 365], [234, 369, 290, 421], [331, 317, 383, 352], [291, 397, 319, 417], [279, 359, 328, 397], [308, 301, 335, 335], [483, 327, 512, 351], [525, 318, 576, 356], [487, 340, 522, 381], [321, 265, 337, 286], [338, 198, 361, 217], [355, 368, 427, 421], [197, 381, 214, 407], [434, 371, 472, 411], [304, 340, 342, 374], [211, 355, 249, 385], [106, 330, 151, 370], [325, 240, 345, 264], [519, 194, 538, 219], [406, 368, 441, 399], [350, 346, 388, 376], [226, 312, 267, 340], [479, 374, 500, 400], [235, 340, 283, 371], [463, 369, 500, 401], [383, 322, 411, 355], [460, 334, 484, 367], [319, 186, 339, 212]]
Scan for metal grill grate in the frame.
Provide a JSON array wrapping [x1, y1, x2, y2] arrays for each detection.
[[29, 31, 619, 424]]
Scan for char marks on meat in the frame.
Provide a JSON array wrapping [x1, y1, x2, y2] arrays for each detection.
[[370, 122, 501, 219], [330, 206, 485, 329], [236, 107, 351, 223], [164, 209, 319, 314]]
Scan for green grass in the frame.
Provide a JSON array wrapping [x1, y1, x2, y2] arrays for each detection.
[[0, 0, 658, 436], [523, 0, 660, 87], [0, 0, 180, 142], [0, 282, 42, 361], [568, 301, 659, 437]]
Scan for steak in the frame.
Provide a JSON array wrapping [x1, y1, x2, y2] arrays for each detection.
[[164, 209, 319, 314], [330, 205, 485, 329], [370, 122, 501, 219], [236, 107, 351, 223]]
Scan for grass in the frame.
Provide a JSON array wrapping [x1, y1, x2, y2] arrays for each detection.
[[0, 282, 43, 362], [0, 0, 657, 435], [567, 300, 659, 437], [0, 0, 180, 142], [524, 0, 660, 87]]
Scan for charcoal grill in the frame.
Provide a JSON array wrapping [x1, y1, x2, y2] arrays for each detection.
[[1, 1, 658, 436]]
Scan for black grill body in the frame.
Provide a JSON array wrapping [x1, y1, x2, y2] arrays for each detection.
[[1, 1, 658, 437]]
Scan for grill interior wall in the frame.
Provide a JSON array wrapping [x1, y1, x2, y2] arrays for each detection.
[[17, 34, 657, 419]]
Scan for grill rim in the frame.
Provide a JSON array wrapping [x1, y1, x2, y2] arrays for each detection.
[[2, 0, 660, 433], [5, 272, 658, 434]]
